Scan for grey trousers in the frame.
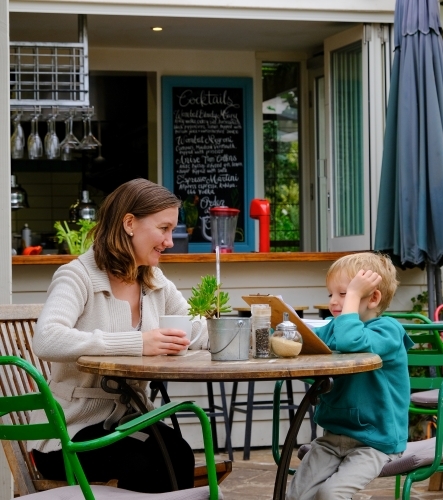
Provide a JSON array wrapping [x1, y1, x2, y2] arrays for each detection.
[[286, 431, 402, 500]]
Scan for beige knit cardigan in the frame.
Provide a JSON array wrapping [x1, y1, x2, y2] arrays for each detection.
[[28, 248, 208, 453]]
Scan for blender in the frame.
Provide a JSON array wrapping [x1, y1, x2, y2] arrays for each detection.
[[201, 206, 240, 253]]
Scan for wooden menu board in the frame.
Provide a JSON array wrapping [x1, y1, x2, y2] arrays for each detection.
[[242, 295, 332, 355], [162, 76, 255, 253]]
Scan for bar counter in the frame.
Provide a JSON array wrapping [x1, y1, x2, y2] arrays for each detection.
[[11, 251, 423, 314], [12, 251, 351, 265]]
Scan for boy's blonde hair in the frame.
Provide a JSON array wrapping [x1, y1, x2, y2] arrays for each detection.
[[326, 252, 399, 314]]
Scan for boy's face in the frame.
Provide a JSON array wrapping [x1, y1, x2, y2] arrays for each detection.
[[327, 271, 376, 322]]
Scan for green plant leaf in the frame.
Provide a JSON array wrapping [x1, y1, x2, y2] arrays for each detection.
[[187, 275, 232, 319], [54, 220, 96, 255]]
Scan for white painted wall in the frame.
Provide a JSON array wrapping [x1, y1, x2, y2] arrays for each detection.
[[12, 261, 428, 313]]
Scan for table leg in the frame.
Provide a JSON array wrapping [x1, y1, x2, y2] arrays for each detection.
[[272, 377, 334, 500], [149, 381, 182, 436]]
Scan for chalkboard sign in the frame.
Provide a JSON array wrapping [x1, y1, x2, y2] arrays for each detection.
[[162, 76, 254, 253]]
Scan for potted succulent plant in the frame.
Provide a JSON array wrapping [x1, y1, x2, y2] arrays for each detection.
[[187, 275, 231, 319], [188, 275, 250, 361]]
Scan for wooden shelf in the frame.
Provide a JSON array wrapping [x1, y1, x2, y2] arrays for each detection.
[[12, 255, 77, 265], [12, 252, 352, 265]]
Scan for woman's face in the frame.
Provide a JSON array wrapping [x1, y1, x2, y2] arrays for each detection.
[[127, 207, 179, 266]]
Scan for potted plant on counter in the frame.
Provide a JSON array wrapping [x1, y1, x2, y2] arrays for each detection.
[[54, 219, 96, 255], [188, 275, 250, 361]]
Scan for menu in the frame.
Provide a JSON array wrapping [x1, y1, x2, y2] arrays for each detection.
[[170, 85, 246, 243]]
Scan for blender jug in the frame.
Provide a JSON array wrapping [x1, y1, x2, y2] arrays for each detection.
[[209, 206, 240, 253]]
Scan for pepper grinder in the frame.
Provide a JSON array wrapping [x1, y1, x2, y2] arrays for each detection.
[[251, 304, 271, 358]]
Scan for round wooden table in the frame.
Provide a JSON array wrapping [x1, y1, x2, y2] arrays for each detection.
[[77, 350, 381, 382], [77, 350, 382, 500]]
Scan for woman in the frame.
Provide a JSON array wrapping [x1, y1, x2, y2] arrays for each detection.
[[29, 179, 208, 493]]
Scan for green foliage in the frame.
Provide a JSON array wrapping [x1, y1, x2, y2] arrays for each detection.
[[54, 220, 96, 255], [263, 120, 300, 251], [262, 62, 301, 253], [187, 275, 231, 319], [410, 290, 429, 316], [235, 227, 245, 242], [409, 365, 428, 378], [182, 196, 199, 230]]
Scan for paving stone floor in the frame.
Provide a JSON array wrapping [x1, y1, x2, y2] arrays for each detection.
[[195, 448, 440, 500]]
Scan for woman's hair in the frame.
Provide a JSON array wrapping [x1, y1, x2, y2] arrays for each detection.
[[92, 179, 181, 288], [326, 252, 399, 314]]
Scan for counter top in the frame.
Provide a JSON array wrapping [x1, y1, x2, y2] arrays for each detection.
[[12, 252, 352, 265]]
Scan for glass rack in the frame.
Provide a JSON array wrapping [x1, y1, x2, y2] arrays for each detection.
[[10, 14, 89, 107]]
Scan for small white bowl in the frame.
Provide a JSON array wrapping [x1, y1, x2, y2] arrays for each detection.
[[302, 319, 332, 329]]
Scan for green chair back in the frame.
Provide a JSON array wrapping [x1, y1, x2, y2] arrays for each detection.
[[384, 312, 443, 413], [0, 356, 87, 495], [383, 312, 443, 352], [0, 356, 219, 500]]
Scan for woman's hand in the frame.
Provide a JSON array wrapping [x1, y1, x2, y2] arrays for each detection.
[[142, 328, 190, 356]]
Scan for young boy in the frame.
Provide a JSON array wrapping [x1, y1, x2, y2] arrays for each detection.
[[286, 252, 414, 500]]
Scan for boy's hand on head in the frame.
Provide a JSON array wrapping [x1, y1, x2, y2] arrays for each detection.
[[341, 269, 382, 316], [347, 270, 382, 299]]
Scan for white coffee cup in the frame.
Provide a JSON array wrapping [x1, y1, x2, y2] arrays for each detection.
[[159, 315, 203, 355]]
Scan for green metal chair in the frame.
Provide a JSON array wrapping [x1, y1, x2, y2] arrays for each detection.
[[361, 314, 443, 497], [0, 356, 220, 500], [274, 314, 443, 498], [382, 379, 443, 499], [383, 312, 443, 354], [384, 313, 443, 414]]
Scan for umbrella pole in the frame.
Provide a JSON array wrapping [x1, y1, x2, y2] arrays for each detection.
[[435, 266, 442, 309], [427, 262, 436, 319]]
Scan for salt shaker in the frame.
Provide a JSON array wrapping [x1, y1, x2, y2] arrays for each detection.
[[251, 304, 271, 358], [270, 312, 303, 357]]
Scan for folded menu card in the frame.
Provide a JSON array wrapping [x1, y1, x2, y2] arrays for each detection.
[[242, 294, 331, 355]]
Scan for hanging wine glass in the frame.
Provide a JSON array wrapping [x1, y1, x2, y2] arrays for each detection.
[[60, 113, 80, 161], [44, 116, 60, 159], [11, 114, 25, 159], [60, 120, 72, 161], [94, 121, 105, 163], [27, 115, 43, 159], [80, 113, 101, 150]]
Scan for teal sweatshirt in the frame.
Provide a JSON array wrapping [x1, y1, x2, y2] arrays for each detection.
[[313, 313, 414, 454]]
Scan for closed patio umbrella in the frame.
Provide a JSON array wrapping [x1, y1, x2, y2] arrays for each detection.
[[375, 0, 443, 318]]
